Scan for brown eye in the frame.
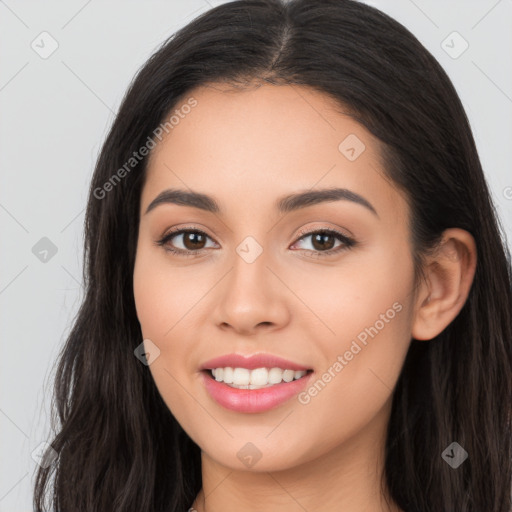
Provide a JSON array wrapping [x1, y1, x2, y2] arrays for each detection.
[[181, 231, 207, 250], [293, 228, 356, 256], [156, 226, 356, 259], [156, 228, 217, 256], [310, 232, 337, 251]]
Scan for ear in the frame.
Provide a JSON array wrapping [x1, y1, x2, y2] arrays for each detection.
[[411, 228, 477, 341]]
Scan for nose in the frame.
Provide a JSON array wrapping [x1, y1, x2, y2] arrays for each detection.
[[212, 249, 291, 336]]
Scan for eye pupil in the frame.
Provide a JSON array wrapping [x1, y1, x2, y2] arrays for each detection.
[[312, 232, 335, 251], [184, 231, 206, 250]]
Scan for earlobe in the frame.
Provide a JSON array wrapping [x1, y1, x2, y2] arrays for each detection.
[[411, 228, 477, 341]]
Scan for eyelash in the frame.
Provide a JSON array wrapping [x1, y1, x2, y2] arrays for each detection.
[[155, 226, 357, 259]]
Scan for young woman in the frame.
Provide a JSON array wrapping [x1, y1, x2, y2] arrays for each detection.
[[33, 0, 512, 511]]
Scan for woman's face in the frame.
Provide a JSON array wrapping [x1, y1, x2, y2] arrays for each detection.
[[133, 83, 418, 471]]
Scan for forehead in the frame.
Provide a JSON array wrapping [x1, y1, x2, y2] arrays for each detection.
[[141, 83, 406, 222]]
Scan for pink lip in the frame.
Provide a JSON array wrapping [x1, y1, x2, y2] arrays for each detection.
[[200, 370, 314, 413], [200, 353, 312, 371]]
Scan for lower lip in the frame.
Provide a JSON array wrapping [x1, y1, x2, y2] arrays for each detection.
[[201, 370, 314, 413]]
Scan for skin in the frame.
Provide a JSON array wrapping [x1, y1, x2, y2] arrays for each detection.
[[132, 82, 477, 512]]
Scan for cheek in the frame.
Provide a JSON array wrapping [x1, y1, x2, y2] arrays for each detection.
[[133, 244, 207, 393], [294, 302, 412, 456], [293, 238, 414, 343], [299, 244, 414, 407], [133, 242, 199, 338], [133, 246, 198, 416]]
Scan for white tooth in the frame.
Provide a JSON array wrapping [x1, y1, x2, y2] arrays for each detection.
[[232, 367, 250, 385], [268, 367, 284, 384], [282, 369, 295, 382], [250, 368, 269, 386], [248, 383, 269, 389], [229, 382, 272, 390], [223, 367, 234, 384], [213, 367, 308, 386]]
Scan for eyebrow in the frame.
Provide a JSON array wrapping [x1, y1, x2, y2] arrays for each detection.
[[144, 187, 378, 217]]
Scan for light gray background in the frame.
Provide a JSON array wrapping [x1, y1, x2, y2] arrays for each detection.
[[1, 0, 511, 510]]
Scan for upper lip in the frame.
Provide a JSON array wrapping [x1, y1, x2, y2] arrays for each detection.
[[200, 353, 313, 371]]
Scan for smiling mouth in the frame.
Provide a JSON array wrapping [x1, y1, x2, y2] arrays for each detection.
[[203, 367, 314, 390]]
